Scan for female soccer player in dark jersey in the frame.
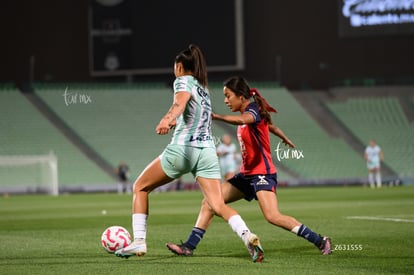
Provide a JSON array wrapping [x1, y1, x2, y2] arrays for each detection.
[[167, 76, 332, 261]]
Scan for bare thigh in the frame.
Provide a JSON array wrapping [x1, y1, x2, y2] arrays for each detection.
[[221, 181, 245, 204], [134, 157, 173, 192]]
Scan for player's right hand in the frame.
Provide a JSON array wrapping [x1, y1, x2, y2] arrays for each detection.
[[156, 119, 171, 135]]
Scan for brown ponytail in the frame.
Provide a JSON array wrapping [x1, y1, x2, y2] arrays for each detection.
[[175, 44, 208, 87], [251, 93, 274, 124]]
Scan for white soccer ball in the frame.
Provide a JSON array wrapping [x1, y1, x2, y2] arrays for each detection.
[[101, 225, 132, 253]]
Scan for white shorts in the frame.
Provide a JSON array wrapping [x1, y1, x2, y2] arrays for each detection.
[[367, 160, 380, 170]]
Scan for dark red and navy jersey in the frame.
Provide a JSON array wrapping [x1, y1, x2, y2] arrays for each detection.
[[237, 102, 277, 175]]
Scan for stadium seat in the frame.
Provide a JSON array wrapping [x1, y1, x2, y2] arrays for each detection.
[[326, 97, 414, 179], [0, 86, 114, 189]]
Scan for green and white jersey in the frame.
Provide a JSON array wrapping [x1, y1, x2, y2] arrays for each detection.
[[170, 75, 215, 148]]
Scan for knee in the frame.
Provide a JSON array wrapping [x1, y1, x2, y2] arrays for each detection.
[[201, 198, 211, 209], [201, 198, 217, 214], [202, 198, 225, 216], [264, 212, 283, 225], [133, 180, 152, 193], [132, 182, 140, 193]]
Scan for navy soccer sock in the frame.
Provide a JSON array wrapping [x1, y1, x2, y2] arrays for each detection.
[[297, 224, 322, 247], [184, 227, 206, 250]]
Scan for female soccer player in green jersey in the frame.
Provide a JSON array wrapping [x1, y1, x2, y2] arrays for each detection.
[[115, 45, 262, 261]]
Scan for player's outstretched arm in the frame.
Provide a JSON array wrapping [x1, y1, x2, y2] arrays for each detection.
[[212, 112, 254, 125], [269, 124, 295, 148]]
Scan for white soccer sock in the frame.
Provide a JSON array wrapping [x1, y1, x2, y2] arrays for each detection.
[[368, 173, 375, 188], [291, 225, 300, 234], [376, 172, 382, 188], [132, 213, 148, 240], [228, 215, 249, 240]]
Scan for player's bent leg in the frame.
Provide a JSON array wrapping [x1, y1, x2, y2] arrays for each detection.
[[198, 177, 264, 262], [192, 183, 245, 229], [133, 157, 174, 214], [196, 177, 237, 220], [116, 158, 173, 259], [256, 190, 332, 255], [256, 190, 300, 230], [220, 183, 264, 262]]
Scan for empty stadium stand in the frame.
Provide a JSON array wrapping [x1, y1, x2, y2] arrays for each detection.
[[326, 90, 414, 183], [33, 83, 178, 184], [0, 85, 114, 192], [2, 82, 412, 193]]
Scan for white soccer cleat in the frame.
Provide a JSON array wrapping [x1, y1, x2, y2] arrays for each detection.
[[115, 238, 147, 258], [243, 232, 264, 262]]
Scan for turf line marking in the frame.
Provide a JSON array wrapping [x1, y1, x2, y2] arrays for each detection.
[[346, 216, 414, 223]]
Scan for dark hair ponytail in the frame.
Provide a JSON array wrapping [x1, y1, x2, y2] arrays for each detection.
[[175, 44, 208, 87], [251, 90, 275, 124], [223, 76, 276, 124]]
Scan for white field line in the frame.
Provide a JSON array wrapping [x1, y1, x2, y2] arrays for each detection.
[[346, 216, 414, 223]]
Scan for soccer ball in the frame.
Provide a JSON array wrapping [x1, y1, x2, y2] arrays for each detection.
[[101, 225, 132, 253]]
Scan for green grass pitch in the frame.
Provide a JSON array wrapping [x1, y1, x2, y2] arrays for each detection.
[[1, 186, 413, 274]]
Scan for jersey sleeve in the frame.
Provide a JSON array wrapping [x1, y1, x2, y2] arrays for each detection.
[[245, 103, 261, 123], [173, 76, 193, 95]]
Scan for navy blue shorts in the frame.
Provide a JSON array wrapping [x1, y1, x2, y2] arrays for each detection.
[[228, 173, 277, 201]]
